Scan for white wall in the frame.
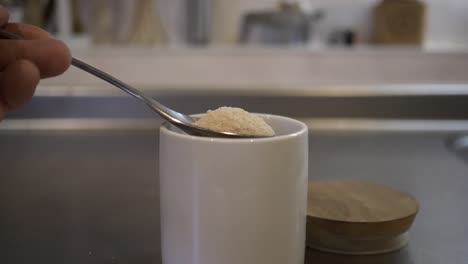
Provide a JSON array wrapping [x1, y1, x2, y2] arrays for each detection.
[[424, 0, 468, 50]]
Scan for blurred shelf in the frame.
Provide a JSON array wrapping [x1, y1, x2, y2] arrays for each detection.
[[40, 46, 468, 92]]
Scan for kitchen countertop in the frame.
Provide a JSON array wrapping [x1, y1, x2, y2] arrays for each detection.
[[305, 131, 468, 264], [0, 129, 467, 264]]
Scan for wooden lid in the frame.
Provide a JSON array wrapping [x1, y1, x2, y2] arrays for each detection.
[[306, 180, 419, 254]]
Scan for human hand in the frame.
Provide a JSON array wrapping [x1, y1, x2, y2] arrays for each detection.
[[0, 5, 71, 120]]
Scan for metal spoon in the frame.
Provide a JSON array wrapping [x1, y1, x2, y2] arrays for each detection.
[[0, 29, 261, 138]]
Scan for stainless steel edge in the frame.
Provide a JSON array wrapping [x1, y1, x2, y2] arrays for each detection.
[[34, 84, 468, 97], [3, 118, 468, 132]]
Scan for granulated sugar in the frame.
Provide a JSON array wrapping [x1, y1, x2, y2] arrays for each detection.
[[193, 107, 275, 136]]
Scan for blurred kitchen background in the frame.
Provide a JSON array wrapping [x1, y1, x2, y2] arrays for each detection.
[[2, 0, 468, 91], [2, 1, 468, 264], [5, 0, 468, 50]]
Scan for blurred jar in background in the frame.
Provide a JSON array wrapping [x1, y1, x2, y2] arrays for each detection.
[[78, 0, 167, 46], [239, 1, 323, 46], [372, 0, 426, 46]]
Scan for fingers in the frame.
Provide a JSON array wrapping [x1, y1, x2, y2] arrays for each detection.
[[0, 59, 39, 111], [0, 5, 8, 26], [0, 23, 71, 78], [0, 38, 71, 78], [0, 8, 71, 120], [3, 23, 50, 39]]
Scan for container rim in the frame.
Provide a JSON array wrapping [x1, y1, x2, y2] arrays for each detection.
[[160, 113, 308, 143]]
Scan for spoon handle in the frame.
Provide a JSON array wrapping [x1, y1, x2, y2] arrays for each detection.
[[70, 57, 150, 104], [70, 58, 173, 120], [0, 30, 147, 101], [0, 29, 172, 119]]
